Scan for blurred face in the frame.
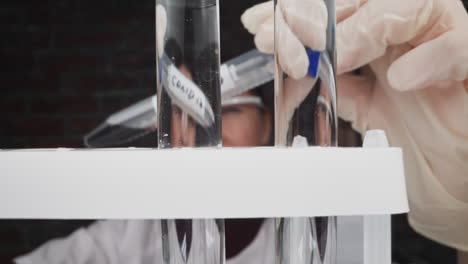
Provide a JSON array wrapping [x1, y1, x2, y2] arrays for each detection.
[[222, 92, 272, 147]]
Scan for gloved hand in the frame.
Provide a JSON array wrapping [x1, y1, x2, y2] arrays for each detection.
[[241, 0, 329, 140], [336, 0, 468, 251], [156, 4, 167, 58], [243, 0, 468, 251], [241, 0, 328, 79]]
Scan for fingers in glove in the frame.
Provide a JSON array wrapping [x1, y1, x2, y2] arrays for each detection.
[[156, 4, 167, 58], [255, 16, 274, 53], [282, 76, 318, 119], [337, 0, 433, 74], [241, 1, 274, 35], [276, 6, 309, 79], [336, 0, 368, 23], [279, 0, 328, 51], [337, 73, 373, 133], [276, 76, 318, 143], [388, 31, 468, 91]]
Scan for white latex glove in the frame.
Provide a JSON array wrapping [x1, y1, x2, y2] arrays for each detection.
[[241, 0, 328, 79], [243, 0, 468, 252], [156, 4, 167, 58], [241, 0, 329, 141], [336, 0, 468, 251]]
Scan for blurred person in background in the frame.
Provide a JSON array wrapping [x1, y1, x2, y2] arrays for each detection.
[[15, 1, 278, 261], [14, 74, 276, 264]]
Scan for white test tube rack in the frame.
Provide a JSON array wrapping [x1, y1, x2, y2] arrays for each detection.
[[0, 130, 408, 264]]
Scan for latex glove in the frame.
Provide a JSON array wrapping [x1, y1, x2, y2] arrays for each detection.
[[156, 4, 167, 58], [241, 0, 328, 79], [241, 0, 329, 141], [337, 0, 468, 251]]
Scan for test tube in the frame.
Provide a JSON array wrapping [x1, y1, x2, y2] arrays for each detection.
[[274, 0, 337, 264], [156, 0, 224, 264], [157, 0, 222, 148]]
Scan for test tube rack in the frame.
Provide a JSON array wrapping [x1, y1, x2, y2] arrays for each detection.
[[0, 130, 408, 264]]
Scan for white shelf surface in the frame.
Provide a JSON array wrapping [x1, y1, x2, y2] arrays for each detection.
[[0, 147, 408, 219]]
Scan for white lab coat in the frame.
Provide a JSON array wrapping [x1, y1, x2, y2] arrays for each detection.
[[14, 219, 275, 264]]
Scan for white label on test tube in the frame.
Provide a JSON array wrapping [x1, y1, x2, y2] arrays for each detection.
[[166, 64, 215, 128]]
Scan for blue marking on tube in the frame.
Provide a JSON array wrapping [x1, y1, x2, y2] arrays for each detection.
[[307, 49, 321, 78]]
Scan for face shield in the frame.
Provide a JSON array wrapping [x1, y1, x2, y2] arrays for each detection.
[[222, 96, 264, 108]]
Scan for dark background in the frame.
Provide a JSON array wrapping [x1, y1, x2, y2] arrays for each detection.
[[0, 0, 466, 263]]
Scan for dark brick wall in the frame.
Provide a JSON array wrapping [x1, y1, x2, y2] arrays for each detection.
[[0, 0, 157, 149]]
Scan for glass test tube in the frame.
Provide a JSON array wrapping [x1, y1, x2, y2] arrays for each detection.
[[274, 0, 337, 263], [156, 0, 224, 264], [157, 0, 222, 148]]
